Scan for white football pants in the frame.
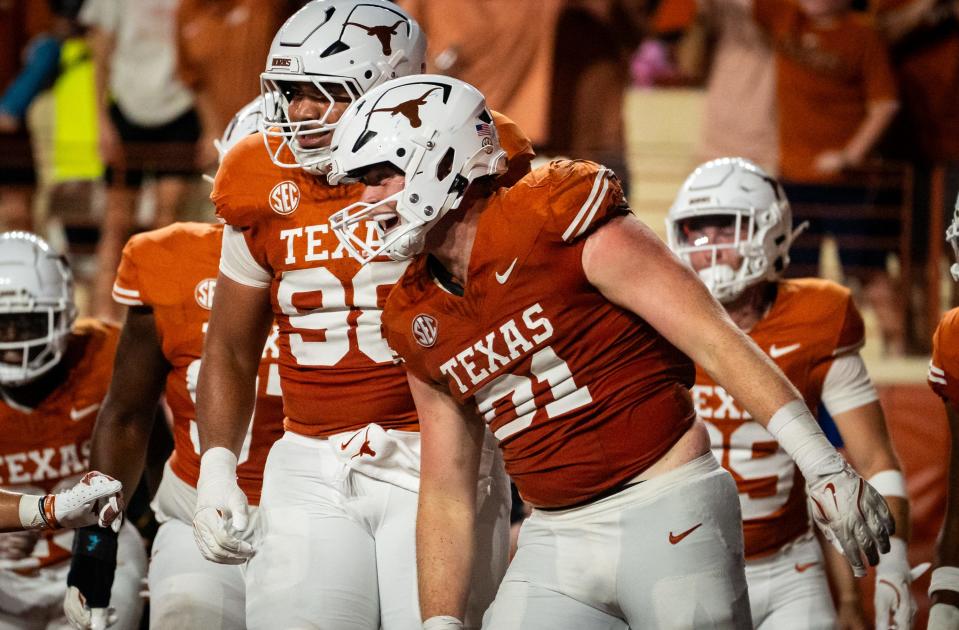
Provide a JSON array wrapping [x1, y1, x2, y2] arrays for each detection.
[[746, 532, 836, 630], [148, 463, 256, 629], [482, 453, 751, 630], [245, 427, 510, 630], [0, 520, 146, 630]]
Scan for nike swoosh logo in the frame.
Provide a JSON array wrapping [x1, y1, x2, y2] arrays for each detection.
[[794, 561, 819, 572], [825, 482, 839, 510], [668, 522, 703, 545], [495, 258, 518, 284], [69, 403, 100, 421], [878, 578, 902, 608], [769, 343, 801, 359]]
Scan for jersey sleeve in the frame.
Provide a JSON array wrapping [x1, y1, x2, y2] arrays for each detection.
[[112, 235, 148, 307], [930, 309, 959, 404], [211, 133, 270, 230], [219, 225, 272, 288], [544, 160, 629, 244], [833, 294, 866, 357], [491, 110, 535, 188]]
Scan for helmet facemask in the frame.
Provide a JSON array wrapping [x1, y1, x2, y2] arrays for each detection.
[[259, 76, 362, 175]]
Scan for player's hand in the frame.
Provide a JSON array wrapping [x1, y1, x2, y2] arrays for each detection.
[[64, 586, 117, 630], [806, 455, 893, 577], [64, 525, 120, 630], [193, 447, 253, 565], [48, 472, 123, 532], [813, 150, 850, 176], [874, 538, 928, 630]]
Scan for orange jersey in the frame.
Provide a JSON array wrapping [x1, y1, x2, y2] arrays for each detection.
[[0, 319, 117, 570], [929, 307, 959, 405], [112, 222, 284, 504], [692, 279, 865, 558], [383, 160, 696, 508], [212, 113, 533, 438]]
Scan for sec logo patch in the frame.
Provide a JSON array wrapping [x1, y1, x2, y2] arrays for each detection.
[[412, 314, 438, 348], [194, 278, 217, 310], [269, 180, 300, 215]]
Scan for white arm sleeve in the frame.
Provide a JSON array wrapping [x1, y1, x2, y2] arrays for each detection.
[[821, 352, 879, 416], [219, 226, 272, 289]]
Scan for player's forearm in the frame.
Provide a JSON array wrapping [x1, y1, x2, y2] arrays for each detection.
[[196, 345, 259, 455], [88, 400, 153, 499], [843, 100, 899, 166], [416, 491, 476, 621], [86, 27, 114, 114]]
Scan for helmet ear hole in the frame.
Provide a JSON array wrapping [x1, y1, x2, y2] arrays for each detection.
[[436, 147, 454, 181]]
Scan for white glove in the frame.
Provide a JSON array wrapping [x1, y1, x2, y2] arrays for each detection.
[[63, 585, 117, 630], [422, 616, 464, 629], [20, 472, 123, 532], [192, 447, 253, 565], [873, 537, 928, 629], [805, 453, 893, 577]]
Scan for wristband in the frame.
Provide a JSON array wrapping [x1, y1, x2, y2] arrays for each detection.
[[18, 494, 51, 529], [199, 447, 239, 480], [930, 566, 959, 596], [868, 470, 907, 499], [766, 400, 840, 477], [423, 615, 464, 629]]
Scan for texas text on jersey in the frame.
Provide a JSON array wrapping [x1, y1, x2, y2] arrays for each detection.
[[692, 278, 865, 557], [383, 160, 697, 508], [0, 319, 117, 570], [112, 222, 284, 504], [212, 115, 534, 438]]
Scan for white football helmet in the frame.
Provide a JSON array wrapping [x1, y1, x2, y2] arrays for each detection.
[[215, 92, 278, 164], [260, 0, 426, 174], [327, 75, 508, 263], [666, 157, 805, 302], [947, 195, 959, 282], [0, 232, 76, 386]]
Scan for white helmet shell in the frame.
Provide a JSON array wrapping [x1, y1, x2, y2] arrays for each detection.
[[666, 157, 802, 303], [327, 75, 508, 263], [0, 232, 76, 386], [260, 0, 426, 174], [215, 92, 278, 164]]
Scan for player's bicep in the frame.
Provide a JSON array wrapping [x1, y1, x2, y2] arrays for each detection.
[[583, 214, 738, 362]]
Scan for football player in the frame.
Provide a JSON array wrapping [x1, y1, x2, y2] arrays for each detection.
[[926, 200, 959, 630], [325, 75, 895, 630], [193, 1, 534, 628], [0, 231, 146, 629], [666, 157, 917, 629], [61, 99, 285, 630]]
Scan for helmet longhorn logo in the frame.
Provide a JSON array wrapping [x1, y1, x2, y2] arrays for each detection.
[[344, 20, 406, 55], [366, 87, 441, 129]]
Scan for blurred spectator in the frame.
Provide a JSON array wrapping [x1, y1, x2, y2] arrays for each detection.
[[397, 0, 644, 190], [80, 0, 201, 322], [0, 0, 55, 232], [755, 0, 899, 183], [874, 0, 959, 164], [653, 0, 780, 173], [754, 0, 905, 353], [175, 0, 298, 171]]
